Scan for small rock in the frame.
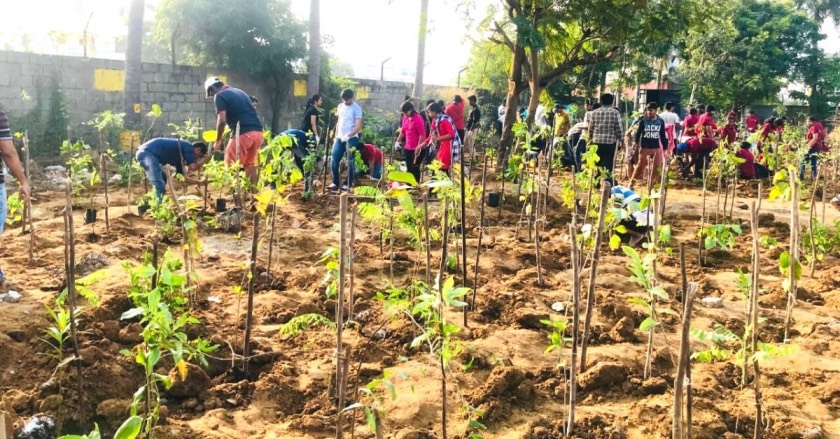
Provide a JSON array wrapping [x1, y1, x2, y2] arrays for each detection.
[[167, 363, 211, 398], [38, 378, 59, 396], [702, 297, 724, 308], [5, 291, 21, 303], [15, 416, 56, 439], [372, 329, 387, 340], [550, 302, 566, 312], [354, 309, 372, 323], [38, 395, 62, 412], [610, 316, 636, 343], [182, 398, 199, 411], [7, 330, 25, 342], [206, 253, 220, 262], [641, 377, 669, 395], [578, 362, 629, 392], [802, 426, 824, 439], [100, 321, 120, 342], [0, 293, 7, 302], [758, 212, 775, 226], [358, 364, 383, 379], [118, 323, 144, 344]]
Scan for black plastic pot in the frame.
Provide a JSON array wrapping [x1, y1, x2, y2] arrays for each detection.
[[487, 192, 501, 208], [215, 198, 227, 212], [84, 208, 97, 224], [138, 204, 150, 216]]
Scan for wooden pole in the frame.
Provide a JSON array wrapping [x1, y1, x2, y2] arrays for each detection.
[[460, 160, 469, 326], [438, 198, 450, 439], [424, 191, 431, 285], [673, 242, 696, 439], [63, 179, 86, 430], [567, 223, 581, 436], [242, 210, 260, 377], [579, 181, 611, 372], [699, 167, 708, 266], [336, 193, 348, 399], [471, 154, 489, 309], [749, 201, 762, 439], [783, 171, 799, 342]]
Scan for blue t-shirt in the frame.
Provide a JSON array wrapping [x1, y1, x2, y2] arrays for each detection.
[[139, 138, 195, 174], [214, 86, 263, 134], [337, 102, 363, 138]]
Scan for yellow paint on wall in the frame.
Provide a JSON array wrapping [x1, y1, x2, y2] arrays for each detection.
[[94, 69, 125, 91], [293, 80, 308, 97], [133, 103, 142, 114], [357, 86, 370, 99], [119, 130, 141, 152]]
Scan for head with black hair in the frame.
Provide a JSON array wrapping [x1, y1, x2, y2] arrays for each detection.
[[689, 108, 698, 116], [307, 94, 322, 108], [468, 95, 477, 106], [426, 102, 443, 116], [454, 95, 463, 104], [437, 100, 445, 109], [774, 118, 785, 127], [706, 105, 716, 114], [340, 88, 355, 102], [401, 101, 415, 114], [740, 141, 752, 149], [599, 93, 615, 106], [665, 102, 675, 111], [698, 104, 706, 113], [192, 141, 209, 159], [592, 103, 602, 110]]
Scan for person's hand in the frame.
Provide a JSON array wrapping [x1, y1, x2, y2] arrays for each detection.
[[18, 183, 30, 201], [315, 135, 320, 145], [214, 139, 222, 152]]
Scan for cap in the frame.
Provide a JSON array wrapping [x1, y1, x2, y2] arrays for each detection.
[[204, 77, 224, 98]]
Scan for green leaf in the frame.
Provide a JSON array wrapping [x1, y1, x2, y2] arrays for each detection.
[[609, 234, 621, 250], [639, 317, 658, 331], [113, 416, 143, 439], [388, 171, 419, 187]]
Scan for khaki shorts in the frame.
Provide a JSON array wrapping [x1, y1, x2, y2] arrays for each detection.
[[225, 130, 264, 167]]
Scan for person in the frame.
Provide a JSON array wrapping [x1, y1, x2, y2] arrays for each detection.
[[249, 95, 259, 109], [398, 101, 427, 184], [563, 121, 589, 169], [736, 142, 769, 180], [727, 106, 738, 121], [774, 117, 786, 139], [719, 117, 737, 146], [534, 103, 547, 127], [553, 104, 571, 139], [697, 104, 717, 138], [582, 99, 593, 123], [757, 116, 776, 151], [659, 102, 682, 153], [445, 95, 466, 144], [465, 95, 481, 154], [136, 138, 211, 201], [630, 102, 668, 187], [624, 118, 642, 179], [680, 135, 718, 178], [586, 93, 623, 184], [0, 112, 30, 288], [329, 88, 364, 191], [497, 102, 506, 135], [301, 94, 322, 145], [803, 116, 827, 179], [205, 77, 263, 185], [359, 141, 384, 179], [280, 129, 312, 173], [746, 110, 760, 133], [418, 102, 460, 173], [423, 99, 436, 136], [683, 108, 700, 137]]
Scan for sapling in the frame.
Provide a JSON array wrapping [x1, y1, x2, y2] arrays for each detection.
[[21, 131, 35, 263], [62, 179, 86, 430], [579, 182, 611, 373]]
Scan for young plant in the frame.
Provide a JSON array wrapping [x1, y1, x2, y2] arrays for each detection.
[[698, 223, 742, 251], [343, 370, 398, 436], [278, 313, 336, 337], [59, 417, 143, 439], [5, 192, 23, 226], [318, 247, 341, 299]]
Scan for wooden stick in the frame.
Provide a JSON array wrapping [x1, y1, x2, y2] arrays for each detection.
[[128, 137, 134, 212], [783, 171, 799, 342], [471, 154, 489, 309], [348, 205, 357, 321], [673, 244, 697, 439], [438, 199, 451, 439], [460, 161, 469, 326], [699, 167, 708, 266], [580, 181, 611, 372], [534, 156, 544, 287], [63, 179, 86, 430], [808, 166, 822, 278], [567, 223, 581, 436], [242, 209, 260, 378], [749, 201, 762, 439], [424, 192, 431, 285], [267, 207, 277, 278], [100, 154, 110, 235], [336, 193, 348, 400]]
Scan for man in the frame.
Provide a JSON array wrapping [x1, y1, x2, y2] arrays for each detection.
[[803, 116, 827, 180], [553, 104, 571, 139], [465, 95, 481, 154], [718, 117, 738, 146], [205, 77, 263, 185], [745, 110, 760, 133], [0, 112, 30, 288], [582, 99, 593, 123], [359, 141, 384, 180], [697, 104, 717, 138], [683, 108, 700, 138], [445, 95, 466, 143], [534, 102, 547, 127], [659, 102, 682, 153], [682, 135, 718, 178], [587, 93, 623, 184], [496, 102, 506, 136], [630, 102, 668, 188], [329, 88, 363, 191], [136, 138, 211, 201]]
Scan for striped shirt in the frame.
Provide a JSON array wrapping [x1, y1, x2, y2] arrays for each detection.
[[0, 112, 11, 141], [587, 107, 624, 145]]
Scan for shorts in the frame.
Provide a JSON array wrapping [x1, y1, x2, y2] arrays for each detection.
[[225, 130, 264, 167]]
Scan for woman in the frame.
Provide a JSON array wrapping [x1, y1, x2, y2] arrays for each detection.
[[300, 94, 322, 144], [418, 102, 458, 173], [445, 95, 466, 143], [757, 117, 776, 151], [398, 101, 427, 183]]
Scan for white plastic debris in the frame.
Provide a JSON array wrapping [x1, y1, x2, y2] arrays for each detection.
[[551, 302, 566, 312], [207, 296, 222, 304], [5, 291, 22, 303], [701, 297, 723, 308]]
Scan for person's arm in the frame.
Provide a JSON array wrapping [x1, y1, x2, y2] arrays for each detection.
[[0, 114, 29, 199], [634, 119, 643, 144], [434, 120, 454, 142], [659, 121, 668, 148], [310, 113, 319, 138]]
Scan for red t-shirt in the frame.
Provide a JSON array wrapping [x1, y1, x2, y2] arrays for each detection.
[[444, 102, 466, 130], [683, 115, 700, 134], [746, 115, 760, 132], [759, 123, 774, 141], [719, 124, 737, 145], [737, 148, 755, 178], [687, 137, 718, 154], [807, 123, 827, 152], [360, 144, 383, 165], [431, 117, 456, 170], [697, 113, 718, 136]]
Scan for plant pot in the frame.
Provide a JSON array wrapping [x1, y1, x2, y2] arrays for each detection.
[[487, 192, 501, 208], [84, 209, 97, 224], [215, 198, 227, 212], [138, 204, 150, 216]]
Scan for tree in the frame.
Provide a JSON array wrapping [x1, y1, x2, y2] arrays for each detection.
[[124, 0, 145, 130], [464, 39, 511, 97], [489, 0, 684, 158], [306, 0, 321, 98], [414, 0, 429, 100], [678, 0, 823, 110], [153, 0, 307, 132]]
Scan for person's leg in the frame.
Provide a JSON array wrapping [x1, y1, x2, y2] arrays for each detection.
[[330, 138, 346, 187], [373, 163, 383, 179], [346, 137, 360, 188], [811, 151, 819, 180], [652, 148, 664, 185], [241, 131, 262, 187], [630, 149, 650, 187], [137, 151, 167, 200], [596, 143, 616, 184]]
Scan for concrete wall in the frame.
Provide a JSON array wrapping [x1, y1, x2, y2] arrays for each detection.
[[0, 51, 466, 158]]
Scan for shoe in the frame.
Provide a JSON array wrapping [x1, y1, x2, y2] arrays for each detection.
[[831, 195, 840, 211], [341, 184, 349, 192], [327, 184, 339, 191]]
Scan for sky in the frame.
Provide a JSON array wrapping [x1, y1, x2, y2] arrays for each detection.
[[0, 0, 837, 85]]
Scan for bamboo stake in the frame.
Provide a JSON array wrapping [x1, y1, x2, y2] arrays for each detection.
[[242, 209, 260, 378], [471, 154, 489, 309], [699, 168, 708, 266], [348, 206, 357, 321], [783, 169, 799, 342], [749, 201, 762, 439], [267, 207, 277, 278], [22, 132, 35, 264], [438, 199, 451, 439], [323, 109, 333, 194], [567, 223, 581, 437], [424, 192, 431, 285], [673, 243, 697, 439], [535, 156, 544, 287], [336, 193, 348, 399], [100, 154, 110, 235], [460, 161, 469, 326], [336, 345, 350, 439], [580, 181, 611, 372], [808, 166, 822, 278], [63, 179, 86, 430], [128, 137, 134, 212]]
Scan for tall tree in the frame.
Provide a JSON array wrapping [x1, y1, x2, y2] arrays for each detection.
[[414, 0, 429, 100], [306, 0, 321, 98], [124, 0, 145, 130], [154, 0, 307, 132]]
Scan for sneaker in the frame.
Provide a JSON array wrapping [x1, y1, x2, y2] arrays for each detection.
[[831, 195, 840, 211], [326, 183, 339, 191], [341, 184, 349, 192]]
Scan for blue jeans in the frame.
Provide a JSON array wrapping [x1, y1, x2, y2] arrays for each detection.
[[0, 183, 6, 283], [331, 137, 359, 186], [800, 147, 820, 180], [136, 149, 167, 200], [371, 163, 382, 179]]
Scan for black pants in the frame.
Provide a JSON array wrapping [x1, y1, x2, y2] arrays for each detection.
[[457, 129, 465, 144], [594, 142, 617, 184], [694, 152, 711, 178], [405, 148, 426, 184]]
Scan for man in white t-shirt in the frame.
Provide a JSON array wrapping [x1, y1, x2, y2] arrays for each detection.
[[534, 103, 547, 127], [328, 88, 363, 191], [659, 102, 682, 153]]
